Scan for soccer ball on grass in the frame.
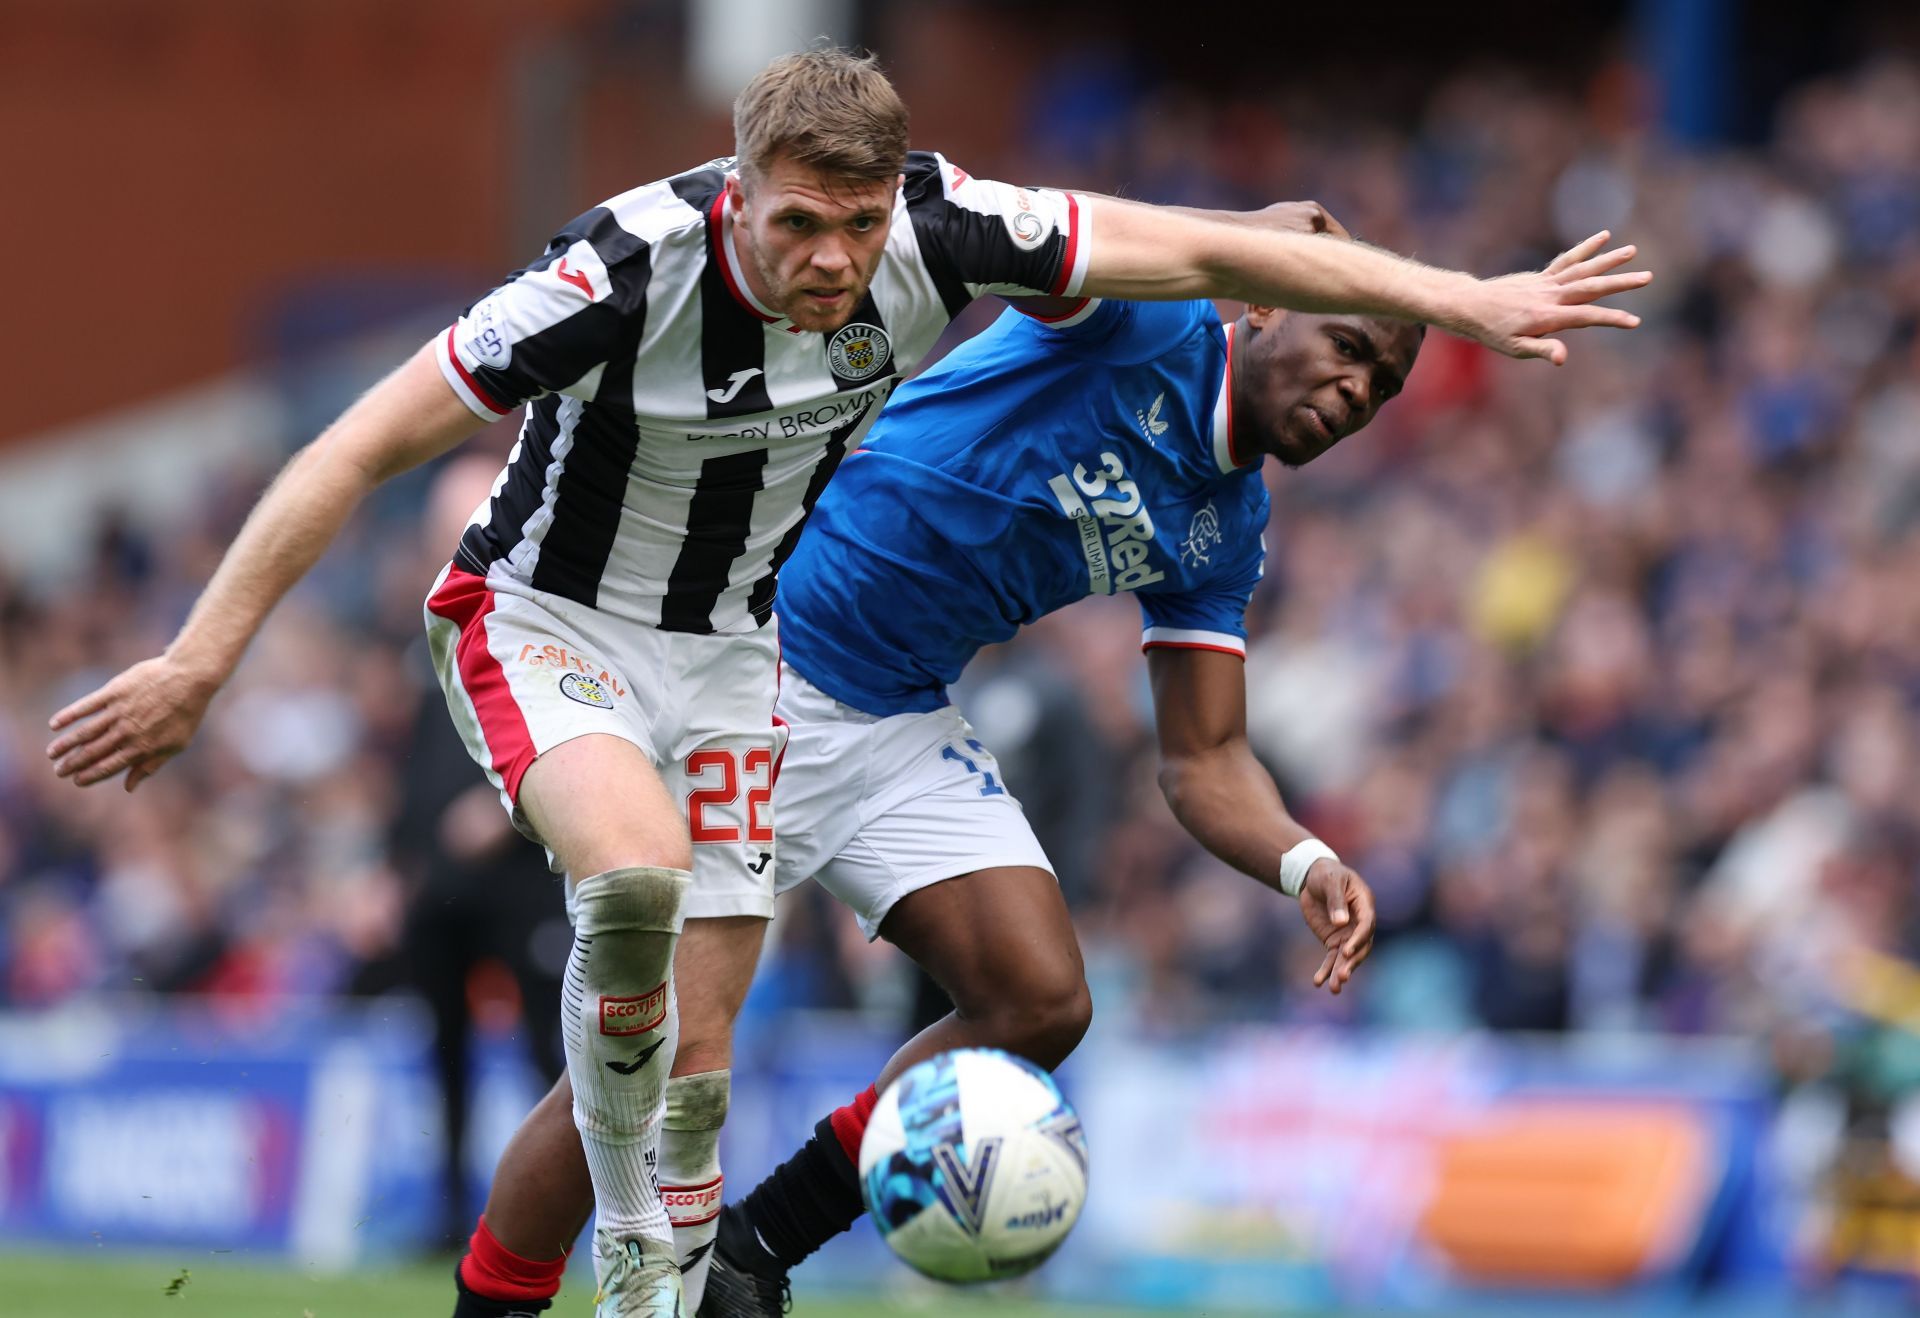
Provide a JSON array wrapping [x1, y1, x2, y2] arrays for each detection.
[[858, 1047, 1088, 1283]]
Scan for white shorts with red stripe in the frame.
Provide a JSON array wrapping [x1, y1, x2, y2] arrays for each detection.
[[423, 564, 785, 921], [770, 663, 1054, 940]]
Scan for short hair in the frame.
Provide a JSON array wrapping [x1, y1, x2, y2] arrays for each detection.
[[733, 47, 910, 188]]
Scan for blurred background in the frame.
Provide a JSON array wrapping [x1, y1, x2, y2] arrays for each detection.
[[5, 0, 1920, 1313]]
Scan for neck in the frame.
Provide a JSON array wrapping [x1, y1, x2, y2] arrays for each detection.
[[1228, 315, 1266, 464]]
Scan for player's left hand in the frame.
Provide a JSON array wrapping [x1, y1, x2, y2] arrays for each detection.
[[1462, 230, 1652, 364], [1297, 860, 1377, 994]]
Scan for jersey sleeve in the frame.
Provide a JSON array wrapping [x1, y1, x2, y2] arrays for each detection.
[[1138, 525, 1266, 658], [901, 152, 1092, 309], [438, 204, 653, 421]]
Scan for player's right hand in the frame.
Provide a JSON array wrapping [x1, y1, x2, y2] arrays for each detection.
[[1248, 200, 1351, 241], [46, 655, 219, 791], [1460, 230, 1651, 364], [1297, 859, 1378, 995]]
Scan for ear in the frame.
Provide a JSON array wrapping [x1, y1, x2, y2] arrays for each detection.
[[726, 174, 746, 214], [1244, 305, 1285, 332]]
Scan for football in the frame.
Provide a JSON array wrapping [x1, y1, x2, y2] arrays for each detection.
[[859, 1048, 1089, 1283]]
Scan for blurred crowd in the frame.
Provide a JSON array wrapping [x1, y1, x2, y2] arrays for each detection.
[[4, 48, 1920, 1110]]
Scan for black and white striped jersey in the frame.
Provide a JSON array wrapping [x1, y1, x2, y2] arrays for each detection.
[[437, 151, 1092, 634]]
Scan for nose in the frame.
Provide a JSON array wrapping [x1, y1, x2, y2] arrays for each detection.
[[810, 236, 853, 277], [1335, 371, 1368, 422]]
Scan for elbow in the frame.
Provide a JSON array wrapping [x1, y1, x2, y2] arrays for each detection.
[[1156, 756, 1196, 819]]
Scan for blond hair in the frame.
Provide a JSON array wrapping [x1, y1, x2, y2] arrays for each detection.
[[733, 47, 909, 186]]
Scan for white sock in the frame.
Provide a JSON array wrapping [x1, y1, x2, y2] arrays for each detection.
[[662, 1069, 730, 1310], [561, 866, 690, 1251]]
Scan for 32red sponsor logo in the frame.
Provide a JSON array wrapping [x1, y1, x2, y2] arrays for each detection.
[[599, 984, 667, 1036]]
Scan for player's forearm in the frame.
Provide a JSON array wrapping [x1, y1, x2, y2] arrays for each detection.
[[166, 344, 479, 687], [164, 437, 385, 685], [1157, 740, 1315, 895], [1197, 227, 1478, 328], [1081, 200, 1479, 328]]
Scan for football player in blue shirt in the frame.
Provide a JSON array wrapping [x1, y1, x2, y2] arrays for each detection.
[[700, 287, 1422, 1314], [450, 228, 1633, 1317]]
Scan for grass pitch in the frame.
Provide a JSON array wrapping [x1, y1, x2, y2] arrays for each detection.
[[0, 1249, 1145, 1318]]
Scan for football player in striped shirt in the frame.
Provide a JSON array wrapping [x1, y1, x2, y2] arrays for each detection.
[[445, 230, 1646, 1317], [47, 46, 1648, 1318]]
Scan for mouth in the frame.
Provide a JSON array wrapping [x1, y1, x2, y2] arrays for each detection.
[[800, 288, 851, 308], [1299, 404, 1335, 442]]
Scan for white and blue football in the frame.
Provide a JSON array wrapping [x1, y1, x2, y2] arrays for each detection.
[[859, 1047, 1089, 1283]]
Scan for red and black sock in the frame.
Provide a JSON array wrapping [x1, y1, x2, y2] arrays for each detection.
[[724, 1085, 877, 1275], [452, 1215, 568, 1317]]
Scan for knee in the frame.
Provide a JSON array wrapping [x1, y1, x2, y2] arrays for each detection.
[[966, 969, 1092, 1071], [570, 866, 690, 938], [568, 838, 692, 880]]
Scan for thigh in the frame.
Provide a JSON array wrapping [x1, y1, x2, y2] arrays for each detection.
[[670, 916, 768, 1075], [518, 733, 691, 880], [816, 706, 1054, 939], [879, 864, 1085, 1014], [425, 568, 661, 845], [659, 627, 787, 922], [767, 663, 874, 896]]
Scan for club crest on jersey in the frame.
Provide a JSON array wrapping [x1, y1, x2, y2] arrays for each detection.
[[828, 323, 891, 382], [559, 672, 614, 708], [1181, 500, 1222, 568]]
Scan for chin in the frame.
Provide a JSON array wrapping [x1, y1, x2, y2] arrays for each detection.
[[788, 305, 856, 333]]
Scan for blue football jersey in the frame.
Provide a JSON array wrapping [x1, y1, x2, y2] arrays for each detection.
[[777, 298, 1269, 715]]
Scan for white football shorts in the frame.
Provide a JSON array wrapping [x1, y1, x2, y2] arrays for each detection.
[[424, 563, 785, 921], [772, 662, 1055, 939]]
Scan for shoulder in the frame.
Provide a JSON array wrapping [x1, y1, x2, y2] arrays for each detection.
[[569, 161, 726, 255], [898, 150, 1052, 228], [899, 150, 965, 206], [1036, 297, 1218, 366]]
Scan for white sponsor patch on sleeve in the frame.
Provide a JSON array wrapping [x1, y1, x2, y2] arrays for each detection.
[[463, 291, 512, 370]]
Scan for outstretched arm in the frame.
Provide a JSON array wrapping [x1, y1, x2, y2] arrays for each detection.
[[1005, 199, 1345, 320], [1081, 199, 1648, 364], [1149, 646, 1376, 993], [46, 342, 482, 790], [1143, 198, 1350, 240]]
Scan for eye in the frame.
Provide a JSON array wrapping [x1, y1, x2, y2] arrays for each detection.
[[781, 215, 812, 233], [849, 215, 881, 233], [1332, 334, 1357, 358]]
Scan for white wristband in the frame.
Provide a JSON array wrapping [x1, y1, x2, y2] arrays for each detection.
[[1278, 838, 1338, 898]]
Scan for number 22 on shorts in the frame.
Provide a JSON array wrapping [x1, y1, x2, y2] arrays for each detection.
[[684, 747, 775, 843]]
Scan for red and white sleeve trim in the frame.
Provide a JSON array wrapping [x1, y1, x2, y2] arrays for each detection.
[[1050, 192, 1093, 298], [1141, 626, 1246, 657], [1013, 296, 1103, 328], [439, 326, 514, 420]]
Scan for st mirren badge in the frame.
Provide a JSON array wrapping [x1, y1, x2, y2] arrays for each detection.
[[827, 322, 892, 383]]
